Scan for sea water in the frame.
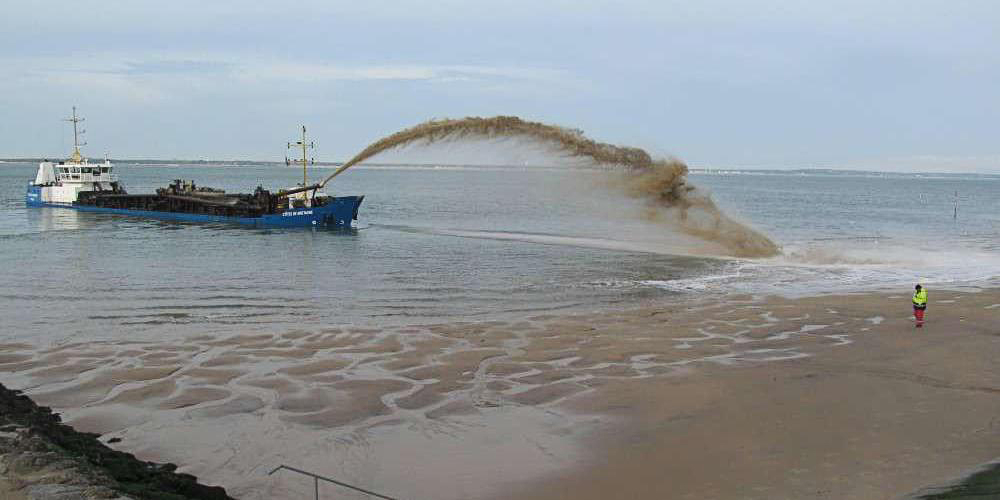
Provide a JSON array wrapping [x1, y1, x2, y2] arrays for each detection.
[[1, 162, 998, 343]]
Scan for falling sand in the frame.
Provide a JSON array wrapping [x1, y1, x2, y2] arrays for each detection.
[[321, 116, 780, 258]]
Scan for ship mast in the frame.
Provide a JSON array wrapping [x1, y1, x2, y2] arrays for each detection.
[[286, 126, 314, 187], [64, 106, 87, 163]]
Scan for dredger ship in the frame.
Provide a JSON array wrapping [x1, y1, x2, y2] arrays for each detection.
[[25, 109, 362, 228]]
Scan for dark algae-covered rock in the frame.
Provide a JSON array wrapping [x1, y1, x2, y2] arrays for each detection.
[[0, 382, 233, 500], [913, 461, 1000, 500]]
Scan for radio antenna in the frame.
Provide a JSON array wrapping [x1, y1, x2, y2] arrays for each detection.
[[64, 106, 87, 163], [286, 125, 315, 187]]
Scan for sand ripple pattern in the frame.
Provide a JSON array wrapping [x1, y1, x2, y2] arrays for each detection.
[[0, 297, 866, 435]]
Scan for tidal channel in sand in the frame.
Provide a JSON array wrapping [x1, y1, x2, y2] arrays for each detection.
[[1, 288, 998, 499]]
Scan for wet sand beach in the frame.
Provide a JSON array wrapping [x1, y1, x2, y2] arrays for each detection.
[[514, 290, 1000, 500], [1, 288, 998, 499]]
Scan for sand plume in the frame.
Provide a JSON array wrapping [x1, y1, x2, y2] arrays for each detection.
[[622, 164, 780, 257], [321, 116, 778, 257]]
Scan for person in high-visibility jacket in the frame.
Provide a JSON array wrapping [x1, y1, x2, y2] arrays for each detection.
[[912, 284, 928, 327]]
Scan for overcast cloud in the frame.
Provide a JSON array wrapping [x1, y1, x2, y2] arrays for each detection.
[[1, 0, 998, 172]]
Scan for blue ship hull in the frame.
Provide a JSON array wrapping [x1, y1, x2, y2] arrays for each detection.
[[26, 185, 363, 228]]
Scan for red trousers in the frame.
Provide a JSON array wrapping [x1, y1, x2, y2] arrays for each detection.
[[914, 307, 925, 326]]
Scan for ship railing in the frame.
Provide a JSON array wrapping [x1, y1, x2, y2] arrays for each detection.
[[56, 173, 118, 182], [268, 464, 402, 500]]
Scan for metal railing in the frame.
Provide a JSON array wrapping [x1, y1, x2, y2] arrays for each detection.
[[56, 173, 119, 182], [268, 464, 401, 500]]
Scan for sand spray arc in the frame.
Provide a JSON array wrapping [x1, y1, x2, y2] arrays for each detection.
[[319, 116, 779, 258]]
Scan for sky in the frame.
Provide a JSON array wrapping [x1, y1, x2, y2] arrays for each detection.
[[1, 0, 998, 172]]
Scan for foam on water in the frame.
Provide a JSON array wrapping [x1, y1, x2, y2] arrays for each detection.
[[642, 236, 1000, 297]]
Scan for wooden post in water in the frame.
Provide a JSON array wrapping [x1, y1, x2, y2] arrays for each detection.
[[954, 190, 958, 220]]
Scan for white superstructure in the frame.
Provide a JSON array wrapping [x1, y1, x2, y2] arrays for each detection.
[[28, 107, 121, 205]]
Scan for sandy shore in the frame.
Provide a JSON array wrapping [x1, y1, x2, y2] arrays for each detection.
[[512, 289, 1000, 500], [1, 287, 998, 499]]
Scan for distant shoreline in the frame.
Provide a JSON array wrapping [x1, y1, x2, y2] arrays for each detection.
[[3, 158, 999, 177]]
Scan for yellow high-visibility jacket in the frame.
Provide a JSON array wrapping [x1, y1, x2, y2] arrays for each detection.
[[912, 288, 928, 308]]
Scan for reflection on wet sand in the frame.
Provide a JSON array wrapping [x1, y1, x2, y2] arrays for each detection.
[[2, 289, 999, 499]]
